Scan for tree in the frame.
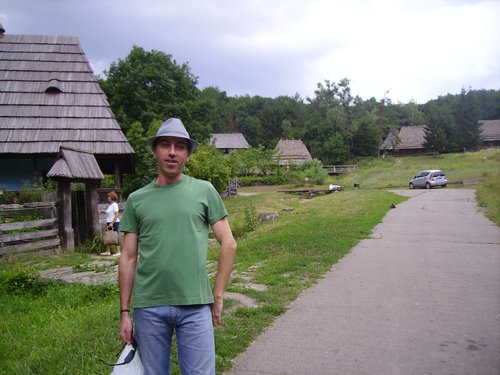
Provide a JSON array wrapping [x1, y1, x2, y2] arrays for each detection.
[[324, 133, 350, 164], [197, 87, 231, 132], [99, 46, 199, 133], [122, 121, 157, 196], [423, 103, 454, 154], [306, 78, 358, 159], [453, 88, 481, 151], [351, 114, 381, 157], [229, 146, 277, 176]]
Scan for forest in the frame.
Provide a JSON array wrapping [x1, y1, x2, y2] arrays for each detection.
[[98, 46, 500, 193]]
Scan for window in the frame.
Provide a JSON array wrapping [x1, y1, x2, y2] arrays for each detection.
[[45, 86, 62, 94]]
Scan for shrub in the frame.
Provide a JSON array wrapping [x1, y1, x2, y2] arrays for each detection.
[[296, 159, 328, 185], [238, 175, 288, 186], [243, 203, 258, 232], [186, 144, 234, 192], [1, 269, 54, 297]]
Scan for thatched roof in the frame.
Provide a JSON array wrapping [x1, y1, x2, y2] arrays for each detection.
[[379, 129, 400, 150], [380, 125, 427, 151], [0, 33, 134, 172], [274, 139, 312, 165], [210, 133, 249, 149], [479, 119, 500, 142], [47, 147, 104, 181]]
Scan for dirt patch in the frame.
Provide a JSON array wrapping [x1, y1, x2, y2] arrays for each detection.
[[39, 258, 118, 285], [225, 292, 259, 308], [39, 257, 270, 309]]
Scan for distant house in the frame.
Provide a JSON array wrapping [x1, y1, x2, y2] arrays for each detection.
[[274, 139, 312, 166], [0, 25, 134, 191], [210, 133, 250, 154], [479, 119, 500, 147], [379, 125, 433, 156]]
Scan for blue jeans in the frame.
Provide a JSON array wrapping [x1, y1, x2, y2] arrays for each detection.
[[134, 305, 215, 375]]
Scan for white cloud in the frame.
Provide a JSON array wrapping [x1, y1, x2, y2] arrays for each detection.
[[1, 0, 499, 103]]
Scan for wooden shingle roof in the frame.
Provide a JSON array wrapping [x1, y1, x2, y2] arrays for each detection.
[[0, 33, 134, 160], [47, 147, 104, 181], [274, 139, 312, 165], [210, 133, 250, 149], [380, 125, 427, 150], [479, 119, 500, 142]]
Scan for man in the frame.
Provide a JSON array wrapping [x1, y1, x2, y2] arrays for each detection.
[[118, 118, 237, 374]]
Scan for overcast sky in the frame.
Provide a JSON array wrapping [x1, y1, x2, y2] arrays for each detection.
[[2, 0, 499, 104]]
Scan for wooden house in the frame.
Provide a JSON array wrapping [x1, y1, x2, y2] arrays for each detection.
[[210, 133, 250, 154], [379, 125, 433, 156], [274, 139, 312, 166], [0, 26, 134, 192], [479, 119, 500, 147]]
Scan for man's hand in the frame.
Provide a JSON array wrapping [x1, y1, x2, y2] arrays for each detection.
[[119, 313, 134, 344], [211, 297, 223, 326]]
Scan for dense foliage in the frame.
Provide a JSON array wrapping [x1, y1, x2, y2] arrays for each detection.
[[98, 46, 500, 193]]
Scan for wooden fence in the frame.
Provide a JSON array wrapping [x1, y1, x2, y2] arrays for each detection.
[[0, 201, 61, 259], [220, 177, 238, 197], [323, 165, 357, 175]]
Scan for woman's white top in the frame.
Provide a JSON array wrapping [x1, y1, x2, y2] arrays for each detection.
[[106, 202, 120, 223]]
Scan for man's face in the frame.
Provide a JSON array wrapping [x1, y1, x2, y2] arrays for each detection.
[[153, 136, 190, 181]]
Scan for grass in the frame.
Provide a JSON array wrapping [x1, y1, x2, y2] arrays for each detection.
[[330, 148, 500, 225], [0, 272, 119, 375], [332, 148, 500, 190], [0, 148, 499, 374]]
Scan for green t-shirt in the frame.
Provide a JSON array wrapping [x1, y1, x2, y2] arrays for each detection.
[[120, 175, 228, 308]]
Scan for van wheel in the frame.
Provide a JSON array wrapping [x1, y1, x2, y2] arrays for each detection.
[[425, 182, 431, 189], [409, 183, 415, 189]]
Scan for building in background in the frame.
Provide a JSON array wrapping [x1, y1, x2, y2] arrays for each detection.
[[0, 24, 134, 191]]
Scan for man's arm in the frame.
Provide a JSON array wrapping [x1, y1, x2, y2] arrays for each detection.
[[211, 217, 237, 326], [118, 232, 138, 344]]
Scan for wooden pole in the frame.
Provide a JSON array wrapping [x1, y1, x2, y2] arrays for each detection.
[[85, 182, 99, 238], [58, 181, 74, 251]]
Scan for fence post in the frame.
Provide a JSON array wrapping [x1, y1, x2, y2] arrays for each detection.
[[59, 181, 74, 251], [86, 183, 99, 239]]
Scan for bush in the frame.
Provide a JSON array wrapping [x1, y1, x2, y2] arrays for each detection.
[[243, 203, 258, 232], [1, 269, 54, 297], [228, 203, 258, 238], [186, 144, 234, 192], [229, 215, 247, 239], [299, 159, 328, 185], [0, 179, 57, 205], [238, 175, 288, 186], [0, 187, 16, 204]]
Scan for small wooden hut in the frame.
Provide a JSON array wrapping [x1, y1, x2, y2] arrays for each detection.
[[379, 125, 432, 156], [479, 119, 500, 147], [46, 147, 103, 251], [274, 139, 312, 166]]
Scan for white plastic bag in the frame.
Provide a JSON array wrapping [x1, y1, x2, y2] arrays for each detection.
[[110, 343, 144, 375]]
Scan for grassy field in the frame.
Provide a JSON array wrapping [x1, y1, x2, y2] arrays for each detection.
[[329, 148, 500, 225], [0, 148, 499, 374]]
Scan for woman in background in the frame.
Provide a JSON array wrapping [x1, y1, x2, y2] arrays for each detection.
[[100, 191, 120, 256]]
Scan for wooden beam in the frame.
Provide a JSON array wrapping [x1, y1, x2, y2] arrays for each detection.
[[58, 182, 74, 251]]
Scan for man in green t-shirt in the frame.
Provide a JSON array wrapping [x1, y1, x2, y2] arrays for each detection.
[[118, 118, 237, 374]]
